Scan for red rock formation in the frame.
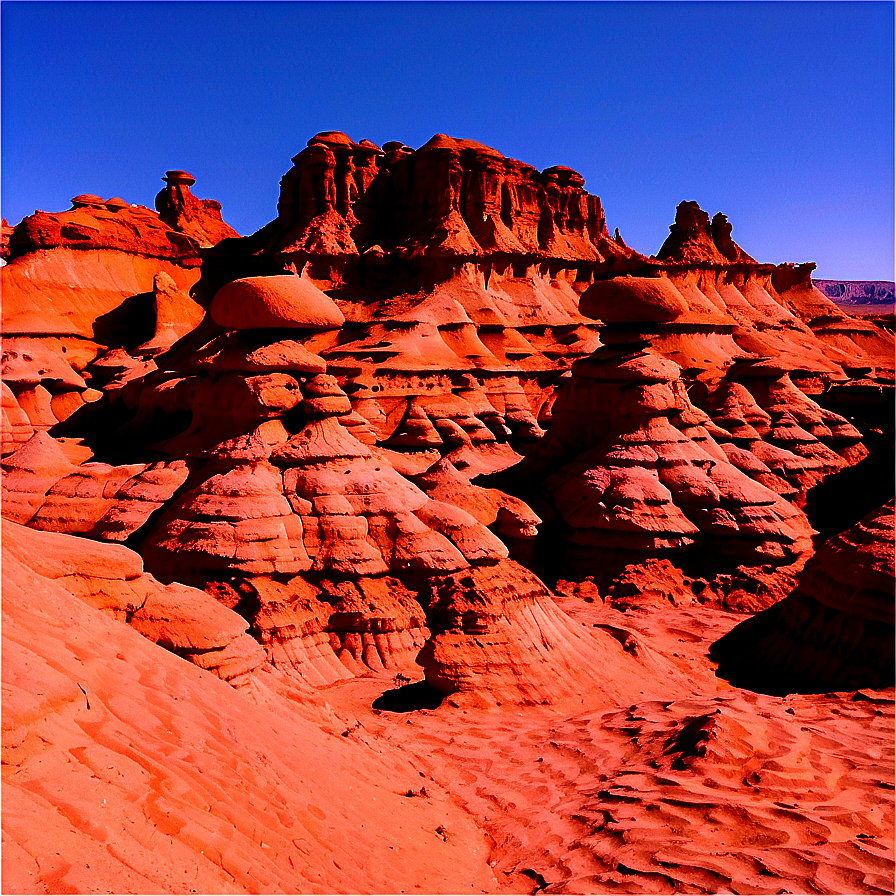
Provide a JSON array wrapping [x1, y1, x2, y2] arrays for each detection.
[[711, 502, 895, 693], [155, 170, 239, 248], [502, 340, 814, 585], [417, 559, 691, 707], [0, 217, 13, 258], [1, 540, 499, 895], [772, 262, 894, 381], [1, 173, 237, 440], [7, 195, 200, 263], [657, 201, 732, 265], [201, 131, 643, 478], [2, 132, 894, 896], [3, 520, 264, 686]]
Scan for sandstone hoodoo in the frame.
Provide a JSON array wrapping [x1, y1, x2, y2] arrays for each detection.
[[3, 133, 893, 896]]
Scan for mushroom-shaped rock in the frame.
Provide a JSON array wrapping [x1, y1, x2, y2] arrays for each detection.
[[210, 275, 345, 331], [579, 277, 689, 324]]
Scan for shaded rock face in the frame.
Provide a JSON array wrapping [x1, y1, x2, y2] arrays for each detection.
[[0, 173, 237, 452], [710, 502, 895, 694], [2, 133, 893, 710]]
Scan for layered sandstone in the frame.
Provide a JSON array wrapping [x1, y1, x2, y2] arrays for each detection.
[[4, 133, 891, 694], [2, 131, 894, 896], [0, 175, 237, 453], [498, 339, 815, 587], [3, 521, 264, 686]]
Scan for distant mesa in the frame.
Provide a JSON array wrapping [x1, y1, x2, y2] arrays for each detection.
[[813, 279, 895, 307]]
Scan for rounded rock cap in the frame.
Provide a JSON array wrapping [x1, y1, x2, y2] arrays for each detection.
[[70, 194, 106, 208], [104, 197, 129, 211], [210, 274, 346, 332], [579, 276, 689, 324], [308, 130, 353, 148], [163, 170, 196, 186]]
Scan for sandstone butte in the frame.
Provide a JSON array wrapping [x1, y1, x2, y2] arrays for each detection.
[[2, 133, 893, 896]]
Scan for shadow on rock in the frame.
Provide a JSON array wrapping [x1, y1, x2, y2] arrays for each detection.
[[373, 681, 445, 713]]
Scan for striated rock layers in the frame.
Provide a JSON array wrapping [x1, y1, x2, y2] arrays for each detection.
[[3, 131, 894, 710], [3, 132, 895, 896], [486, 198, 887, 595], [1, 174, 233, 455]]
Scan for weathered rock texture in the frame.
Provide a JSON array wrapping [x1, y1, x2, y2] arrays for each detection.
[[0, 175, 236, 455], [4, 136, 893, 698], [1, 541, 499, 894], [2, 131, 894, 896]]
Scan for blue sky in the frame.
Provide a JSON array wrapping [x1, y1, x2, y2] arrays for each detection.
[[2, 1, 893, 279]]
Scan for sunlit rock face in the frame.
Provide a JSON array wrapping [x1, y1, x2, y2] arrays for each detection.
[[0, 173, 234, 453], [2, 132, 894, 896], [1, 132, 892, 703]]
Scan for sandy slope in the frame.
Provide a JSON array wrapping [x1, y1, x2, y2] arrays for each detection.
[[3, 552, 893, 895], [2, 552, 499, 895], [326, 601, 895, 895]]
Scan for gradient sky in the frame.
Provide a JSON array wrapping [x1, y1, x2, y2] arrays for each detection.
[[2, 1, 893, 279]]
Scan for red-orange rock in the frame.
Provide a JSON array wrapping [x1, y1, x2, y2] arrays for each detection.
[[210, 274, 346, 330], [2, 521, 264, 686], [417, 559, 693, 708], [2, 133, 893, 896], [711, 502, 895, 692], [155, 170, 239, 248]]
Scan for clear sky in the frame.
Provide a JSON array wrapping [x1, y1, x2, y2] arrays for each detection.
[[2, 1, 893, 280]]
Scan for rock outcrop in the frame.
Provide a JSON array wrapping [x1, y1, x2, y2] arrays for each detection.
[[2, 133, 892, 705], [417, 559, 690, 708], [2, 521, 265, 687], [154, 170, 239, 248], [2, 131, 894, 896], [710, 502, 895, 694], [0, 174, 238, 452], [499, 339, 815, 587]]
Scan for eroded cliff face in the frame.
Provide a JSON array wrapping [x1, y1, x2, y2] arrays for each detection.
[[1, 176, 232, 456], [2, 132, 892, 707], [3, 130, 894, 896]]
